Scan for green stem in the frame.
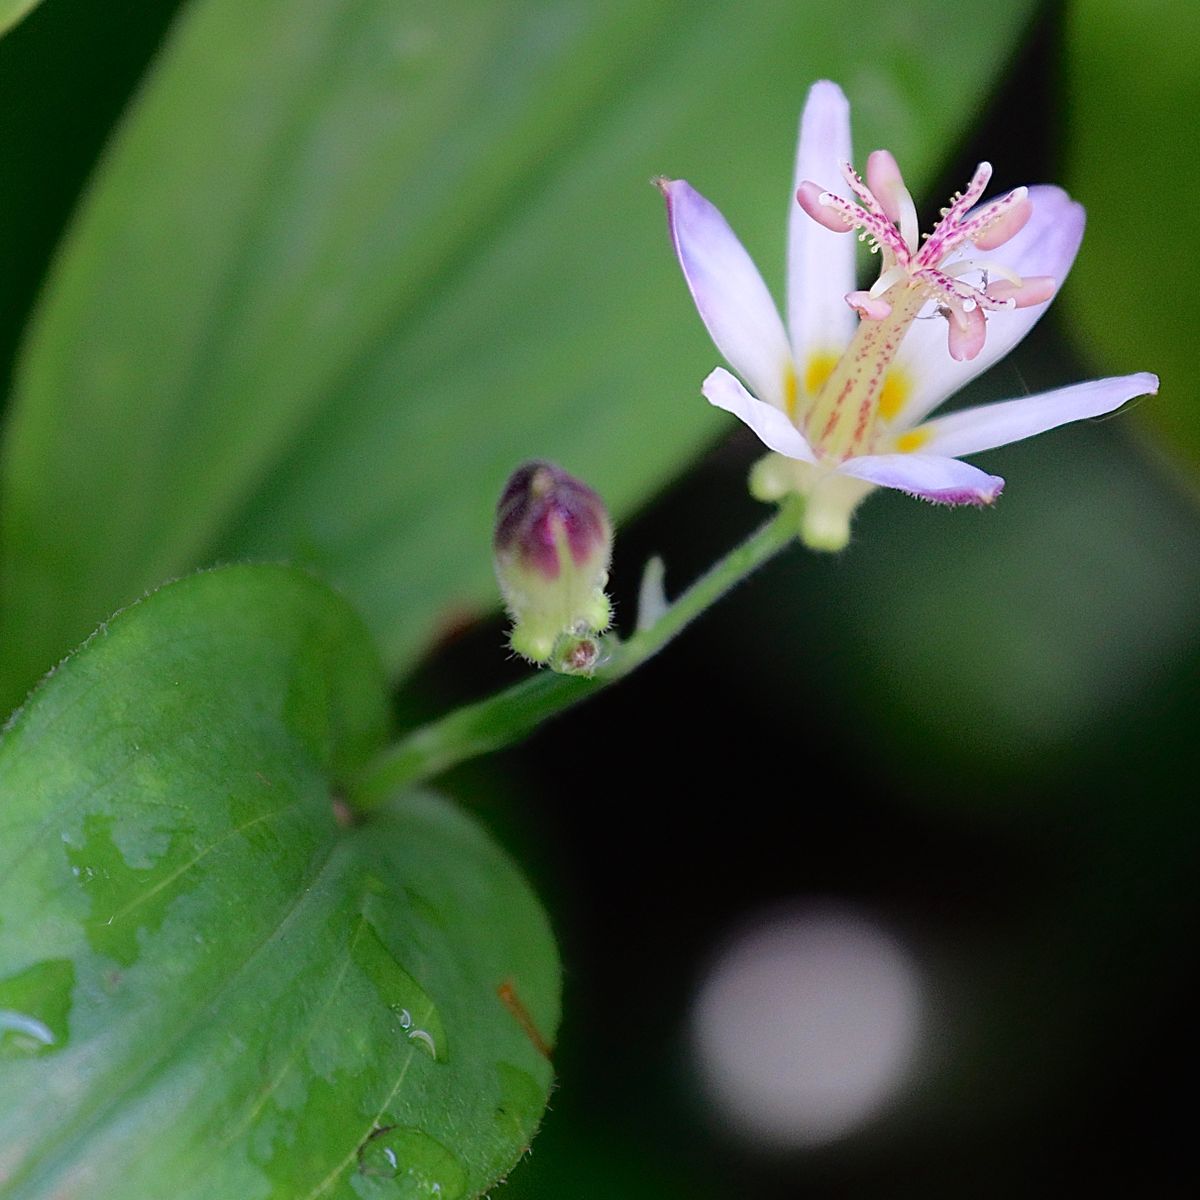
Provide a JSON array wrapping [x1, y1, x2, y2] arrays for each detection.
[[351, 495, 805, 810]]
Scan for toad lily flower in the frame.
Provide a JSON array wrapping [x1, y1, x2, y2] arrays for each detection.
[[658, 80, 1158, 550]]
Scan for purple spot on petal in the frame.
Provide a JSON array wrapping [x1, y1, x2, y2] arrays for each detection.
[[909, 480, 1005, 507]]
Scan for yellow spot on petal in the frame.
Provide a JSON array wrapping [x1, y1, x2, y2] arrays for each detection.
[[878, 368, 910, 422], [804, 352, 839, 399], [783, 363, 799, 418], [895, 427, 930, 453]]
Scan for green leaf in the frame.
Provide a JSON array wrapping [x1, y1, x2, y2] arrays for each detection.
[[0, 0, 40, 39], [0, 564, 559, 1198], [0, 0, 1037, 709], [1063, 0, 1196, 467], [0, 0, 187, 388]]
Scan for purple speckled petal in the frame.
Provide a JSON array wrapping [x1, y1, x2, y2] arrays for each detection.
[[837, 452, 1004, 506]]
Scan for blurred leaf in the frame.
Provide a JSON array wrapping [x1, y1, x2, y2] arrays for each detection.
[[0, 0, 1036, 710], [0, 0, 39, 39], [1064, 0, 1197, 467], [0, 0, 185, 388], [0, 564, 558, 1198]]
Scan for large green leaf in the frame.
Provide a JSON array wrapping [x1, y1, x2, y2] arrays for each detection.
[[0, 0, 1037, 709], [0, 0, 39, 39], [1063, 0, 1197, 469], [0, 564, 558, 1198]]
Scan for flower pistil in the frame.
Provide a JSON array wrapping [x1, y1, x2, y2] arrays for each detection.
[[795, 155, 1052, 462]]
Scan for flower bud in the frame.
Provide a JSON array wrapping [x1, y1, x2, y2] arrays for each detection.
[[493, 460, 613, 665]]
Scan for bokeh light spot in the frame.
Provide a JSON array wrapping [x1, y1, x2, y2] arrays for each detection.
[[690, 901, 924, 1149]]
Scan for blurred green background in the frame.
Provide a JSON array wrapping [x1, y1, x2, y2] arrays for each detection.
[[2, 0, 1197, 1195]]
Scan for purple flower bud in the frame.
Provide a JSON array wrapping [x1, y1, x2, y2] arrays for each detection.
[[494, 461, 612, 665]]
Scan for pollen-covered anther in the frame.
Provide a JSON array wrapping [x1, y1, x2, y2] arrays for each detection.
[[968, 189, 1032, 252], [865, 149, 920, 253], [796, 181, 854, 233], [798, 178, 906, 264], [845, 290, 892, 320], [947, 305, 987, 362], [921, 184, 1031, 268], [865, 150, 904, 220], [917, 164, 998, 264], [986, 275, 1057, 308]]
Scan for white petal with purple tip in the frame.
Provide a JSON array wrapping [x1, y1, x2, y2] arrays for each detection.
[[836, 452, 1004, 505], [889, 186, 1086, 428], [787, 80, 858, 366], [661, 179, 794, 410], [916, 373, 1159, 458], [702, 367, 816, 462]]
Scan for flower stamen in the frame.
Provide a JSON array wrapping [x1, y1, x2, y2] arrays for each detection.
[[866, 150, 921, 254], [794, 153, 1052, 450], [797, 157, 1037, 364]]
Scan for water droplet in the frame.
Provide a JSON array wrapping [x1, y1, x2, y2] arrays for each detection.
[[406, 1027, 437, 1059], [0, 1010, 54, 1048], [389, 1004, 437, 1056], [0, 959, 74, 1059], [356, 1126, 467, 1198], [354, 922, 447, 1063]]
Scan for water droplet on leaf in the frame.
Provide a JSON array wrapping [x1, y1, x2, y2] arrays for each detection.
[[0, 958, 74, 1059], [356, 1125, 467, 1198], [354, 921, 447, 1063]]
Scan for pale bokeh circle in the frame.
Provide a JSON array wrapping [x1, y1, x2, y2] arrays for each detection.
[[691, 901, 924, 1148]]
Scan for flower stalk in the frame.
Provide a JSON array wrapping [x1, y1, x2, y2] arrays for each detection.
[[350, 494, 806, 810]]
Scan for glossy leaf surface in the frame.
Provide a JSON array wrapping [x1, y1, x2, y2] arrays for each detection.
[[0, 564, 558, 1198]]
